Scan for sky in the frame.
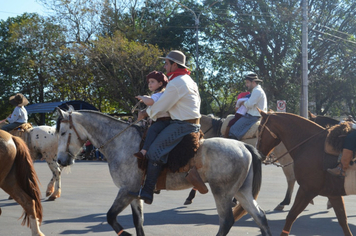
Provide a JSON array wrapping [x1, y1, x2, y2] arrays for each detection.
[[0, 0, 46, 21]]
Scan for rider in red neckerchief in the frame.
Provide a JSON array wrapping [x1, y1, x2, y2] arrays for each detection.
[[130, 50, 201, 204]]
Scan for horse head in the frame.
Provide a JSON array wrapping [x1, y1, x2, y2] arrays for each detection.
[[256, 108, 281, 156], [56, 108, 87, 167]]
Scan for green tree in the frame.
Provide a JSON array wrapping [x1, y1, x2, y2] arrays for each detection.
[[88, 32, 164, 113]]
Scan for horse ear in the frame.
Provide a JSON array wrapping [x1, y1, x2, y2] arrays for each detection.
[[308, 110, 316, 119], [56, 107, 64, 119], [257, 108, 267, 118], [268, 109, 275, 114], [68, 105, 75, 113]]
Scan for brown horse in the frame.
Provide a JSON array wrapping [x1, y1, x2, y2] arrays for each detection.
[[0, 130, 44, 236], [257, 110, 352, 236]]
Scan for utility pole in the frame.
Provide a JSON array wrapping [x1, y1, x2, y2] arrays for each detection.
[[300, 0, 308, 118], [172, 0, 222, 87]]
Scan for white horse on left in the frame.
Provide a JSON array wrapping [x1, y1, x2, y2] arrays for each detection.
[[10, 125, 62, 201]]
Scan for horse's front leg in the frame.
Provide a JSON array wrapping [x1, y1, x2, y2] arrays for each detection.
[[107, 189, 140, 236], [281, 187, 316, 236], [46, 159, 61, 201], [130, 199, 145, 236], [328, 196, 352, 236]]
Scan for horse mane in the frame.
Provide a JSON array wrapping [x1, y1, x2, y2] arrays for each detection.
[[268, 111, 325, 130], [12, 136, 43, 226], [56, 110, 134, 133]]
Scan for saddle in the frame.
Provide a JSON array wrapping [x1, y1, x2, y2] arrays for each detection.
[[8, 123, 33, 140], [324, 122, 352, 156], [137, 129, 207, 193], [221, 114, 260, 139]]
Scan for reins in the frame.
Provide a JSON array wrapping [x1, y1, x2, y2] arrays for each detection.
[[95, 120, 141, 151], [96, 101, 142, 151], [61, 101, 142, 155], [260, 114, 328, 167]]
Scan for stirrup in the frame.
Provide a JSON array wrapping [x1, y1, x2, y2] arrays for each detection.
[[327, 166, 346, 178], [133, 151, 145, 160]]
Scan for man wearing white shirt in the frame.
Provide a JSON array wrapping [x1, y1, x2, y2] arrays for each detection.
[[130, 50, 201, 204], [229, 73, 267, 140]]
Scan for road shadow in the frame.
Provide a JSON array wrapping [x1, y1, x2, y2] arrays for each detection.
[[41, 206, 356, 235]]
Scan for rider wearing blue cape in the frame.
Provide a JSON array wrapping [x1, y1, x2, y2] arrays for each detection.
[[130, 50, 201, 204], [229, 73, 267, 140]]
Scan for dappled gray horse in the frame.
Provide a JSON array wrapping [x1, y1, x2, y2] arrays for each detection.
[[55, 109, 271, 236]]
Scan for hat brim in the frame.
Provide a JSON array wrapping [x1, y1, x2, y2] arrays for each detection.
[[9, 95, 29, 106], [245, 78, 263, 82], [159, 56, 188, 68]]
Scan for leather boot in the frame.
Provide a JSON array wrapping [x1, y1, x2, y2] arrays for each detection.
[[185, 166, 208, 194], [130, 161, 162, 204], [224, 126, 231, 138], [327, 149, 353, 177]]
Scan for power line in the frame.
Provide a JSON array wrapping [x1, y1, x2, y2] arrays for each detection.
[[311, 29, 356, 45]]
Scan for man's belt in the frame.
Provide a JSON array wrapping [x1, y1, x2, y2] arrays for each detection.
[[183, 118, 200, 124], [157, 117, 172, 121]]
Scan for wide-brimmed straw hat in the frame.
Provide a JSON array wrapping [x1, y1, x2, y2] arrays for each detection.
[[245, 73, 263, 82], [9, 93, 29, 106], [159, 50, 188, 68]]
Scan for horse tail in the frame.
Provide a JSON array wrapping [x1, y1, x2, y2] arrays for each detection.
[[12, 136, 43, 226], [233, 143, 262, 221]]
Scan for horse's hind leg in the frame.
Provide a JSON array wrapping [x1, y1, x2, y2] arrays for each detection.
[[275, 163, 295, 211], [184, 188, 196, 205], [2, 176, 44, 236], [281, 187, 316, 236], [107, 189, 142, 236], [234, 174, 271, 236], [210, 183, 235, 236], [328, 196, 352, 236]]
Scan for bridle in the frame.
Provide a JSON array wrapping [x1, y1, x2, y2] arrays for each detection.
[[258, 113, 327, 167], [257, 114, 278, 151], [60, 113, 86, 158]]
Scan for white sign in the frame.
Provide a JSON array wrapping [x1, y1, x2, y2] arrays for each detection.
[[277, 100, 286, 112]]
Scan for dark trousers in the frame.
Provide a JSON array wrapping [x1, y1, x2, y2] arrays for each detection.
[[143, 120, 170, 151], [227, 113, 243, 127], [1, 122, 24, 132], [344, 130, 356, 151], [146, 120, 200, 164]]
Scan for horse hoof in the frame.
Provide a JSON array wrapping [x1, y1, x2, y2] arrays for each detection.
[[184, 199, 192, 205], [327, 202, 333, 209], [8, 195, 13, 200], [46, 196, 56, 201], [274, 204, 285, 211], [309, 199, 314, 205], [120, 230, 132, 236]]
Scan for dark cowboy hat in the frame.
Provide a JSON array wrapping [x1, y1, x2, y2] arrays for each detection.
[[245, 73, 263, 82], [159, 50, 188, 68], [9, 93, 29, 106]]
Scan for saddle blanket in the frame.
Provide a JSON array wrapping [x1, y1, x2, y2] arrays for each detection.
[[221, 114, 260, 139]]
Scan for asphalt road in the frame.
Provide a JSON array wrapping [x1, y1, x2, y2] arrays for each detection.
[[1, 160, 356, 236]]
